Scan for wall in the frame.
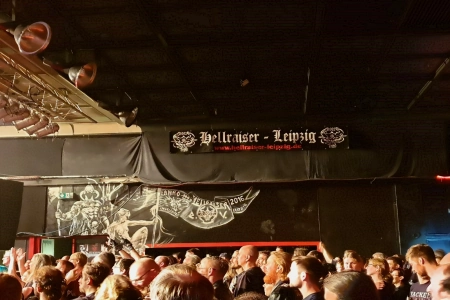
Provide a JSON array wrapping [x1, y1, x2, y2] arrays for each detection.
[[14, 180, 450, 257]]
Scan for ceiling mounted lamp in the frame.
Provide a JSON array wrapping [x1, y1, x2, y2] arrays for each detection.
[[64, 62, 97, 89], [34, 123, 59, 138], [0, 95, 8, 108], [13, 114, 40, 130], [1, 108, 30, 123], [10, 22, 52, 55], [118, 107, 138, 127], [0, 101, 20, 119], [24, 116, 48, 135]]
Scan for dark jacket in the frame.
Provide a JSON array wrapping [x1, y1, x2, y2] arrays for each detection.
[[214, 280, 234, 300], [233, 266, 265, 297], [268, 281, 300, 300]]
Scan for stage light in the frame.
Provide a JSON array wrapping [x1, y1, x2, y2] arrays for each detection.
[[0, 95, 7, 108], [118, 107, 138, 127], [10, 22, 52, 55], [0, 101, 19, 119], [24, 116, 49, 135], [1, 108, 30, 123], [34, 123, 59, 138], [64, 62, 97, 89], [13, 114, 40, 130]]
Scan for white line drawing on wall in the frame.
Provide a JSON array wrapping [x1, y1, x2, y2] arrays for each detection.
[[55, 184, 112, 235]]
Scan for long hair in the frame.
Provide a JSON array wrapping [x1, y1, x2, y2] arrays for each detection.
[[28, 253, 52, 284]]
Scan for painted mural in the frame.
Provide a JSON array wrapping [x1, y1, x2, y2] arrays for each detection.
[[46, 183, 320, 251]]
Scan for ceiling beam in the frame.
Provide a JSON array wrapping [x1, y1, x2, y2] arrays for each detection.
[[407, 57, 450, 110], [42, 29, 450, 52]]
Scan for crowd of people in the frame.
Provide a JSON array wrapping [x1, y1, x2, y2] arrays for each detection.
[[0, 239, 449, 300]]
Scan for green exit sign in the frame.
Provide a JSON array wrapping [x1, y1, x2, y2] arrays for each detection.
[[59, 192, 74, 199]]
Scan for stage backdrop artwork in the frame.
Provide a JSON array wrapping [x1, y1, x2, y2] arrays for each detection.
[[46, 183, 320, 250]]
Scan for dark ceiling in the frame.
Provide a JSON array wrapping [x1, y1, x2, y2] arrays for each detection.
[[3, 0, 450, 126]]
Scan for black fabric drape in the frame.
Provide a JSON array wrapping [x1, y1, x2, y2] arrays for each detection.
[[0, 138, 64, 176], [0, 119, 446, 182], [62, 135, 142, 177], [139, 119, 448, 183]]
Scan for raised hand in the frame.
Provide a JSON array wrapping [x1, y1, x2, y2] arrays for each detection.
[[9, 247, 17, 261], [16, 248, 26, 262]]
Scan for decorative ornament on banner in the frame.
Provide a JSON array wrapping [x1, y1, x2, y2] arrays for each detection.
[[170, 126, 348, 153], [127, 187, 259, 229]]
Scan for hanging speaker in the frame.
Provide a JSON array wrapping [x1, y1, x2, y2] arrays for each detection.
[[12, 22, 52, 55], [64, 62, 97, 89]]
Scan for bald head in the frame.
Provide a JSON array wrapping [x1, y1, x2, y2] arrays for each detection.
[[129, 258, 161, 292], [238, 245, 259, 270], [155, 256, 170, 269], [240, 246, 259, 259]]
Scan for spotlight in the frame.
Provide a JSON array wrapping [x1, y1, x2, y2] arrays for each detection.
[[1, 108, 30, 123], [94, 90, 139, 127], [64, 62, 97, 89], [0, 102, 20, 119], [35, 123, 59, 138], [118, 107, 138, 127], [10, 22, 52, 55], [24, 116, 49, 135], [0, 95, 8, 108], [13, 114, 40, 130]]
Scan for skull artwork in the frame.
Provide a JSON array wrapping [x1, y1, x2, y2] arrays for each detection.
[[319, 127, 347, 148], [172, 131, 197, 152]]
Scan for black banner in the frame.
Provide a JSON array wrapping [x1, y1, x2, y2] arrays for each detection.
[[170, 127, 348, 153]]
